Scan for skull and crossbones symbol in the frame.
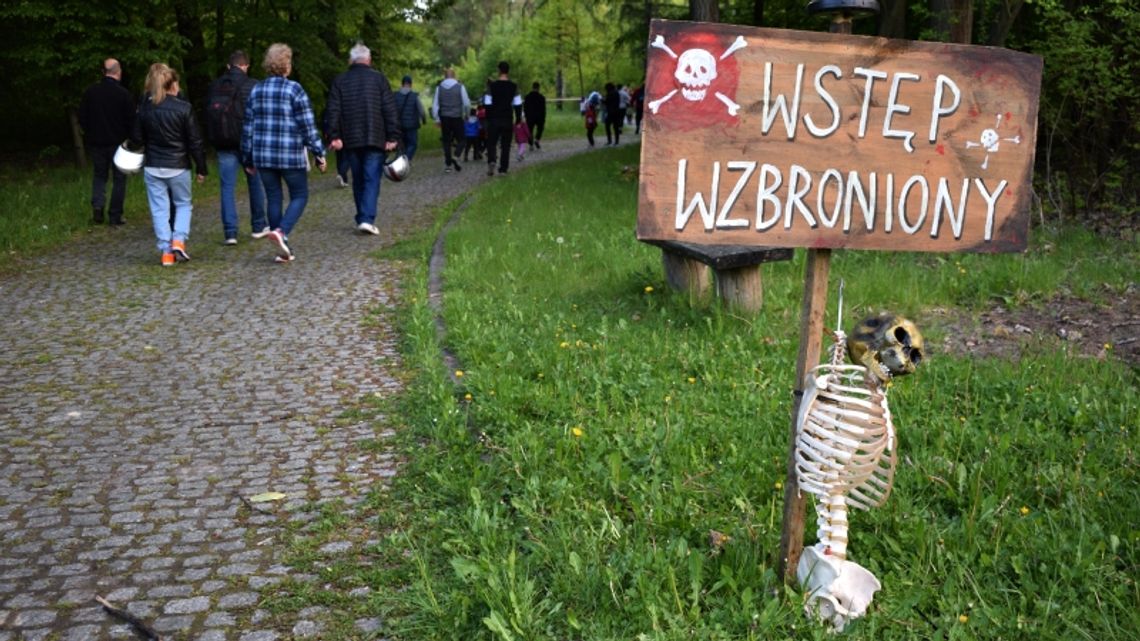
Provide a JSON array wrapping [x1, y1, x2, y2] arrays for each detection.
[[649, 34, 747, 117], [966, 113, 1021, 170]]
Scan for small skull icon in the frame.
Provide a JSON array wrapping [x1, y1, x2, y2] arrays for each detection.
[[980, 128, 999, 152], [675, 49, 717, 101]]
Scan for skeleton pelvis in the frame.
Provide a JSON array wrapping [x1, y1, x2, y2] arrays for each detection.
[[797, 544, 881, 632]]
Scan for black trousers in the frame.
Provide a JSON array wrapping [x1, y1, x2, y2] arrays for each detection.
[[89, 144, 127, 219], [605, 116, 622, 144], [440, 116, 466, 167], [485, 118, 513, 172], [527, 119, 545, 147]]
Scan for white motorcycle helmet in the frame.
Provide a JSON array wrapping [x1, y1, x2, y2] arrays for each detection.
[[382, 144, 410, 182], [113, 142, 145, 174]]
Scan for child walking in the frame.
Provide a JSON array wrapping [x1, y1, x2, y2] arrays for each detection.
[[464, 108, 481, 161], [514, 119, 530, 162], [583, 101, 598, 148]]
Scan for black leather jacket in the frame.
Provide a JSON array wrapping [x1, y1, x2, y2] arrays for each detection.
[[131, 94, 207, 175]]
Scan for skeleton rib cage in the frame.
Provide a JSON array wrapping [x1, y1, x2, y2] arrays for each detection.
[[794, 331, 897, 560]]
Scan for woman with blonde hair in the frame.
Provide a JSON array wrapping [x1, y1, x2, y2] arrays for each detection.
[[131, 64, 207, 266], [241, 43, 326, 263]]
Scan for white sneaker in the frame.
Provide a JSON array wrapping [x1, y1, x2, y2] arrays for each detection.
[[357, 222, 380, 235], [336, 174, 349, 188], [251, 227, 272, 239]]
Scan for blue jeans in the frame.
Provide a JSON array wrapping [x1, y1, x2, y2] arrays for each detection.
[[345, 148, 383, 226], [401, 129, 419, 161], [144, 170, 192, 253], [258, 167, 308, 237], [217, 150, 267, 238]]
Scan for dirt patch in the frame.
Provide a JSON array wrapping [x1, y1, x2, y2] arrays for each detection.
[[926, 284, 1140, 369]]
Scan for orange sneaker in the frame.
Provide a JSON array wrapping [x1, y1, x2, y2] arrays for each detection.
[[161, 252, 175, 267], [171, 239, 190, 261]]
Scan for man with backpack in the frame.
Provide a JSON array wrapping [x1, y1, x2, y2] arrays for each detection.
[[206, 50, 267, 245], [396, 75, 427, 162]]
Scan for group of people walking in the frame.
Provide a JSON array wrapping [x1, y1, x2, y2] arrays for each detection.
[[580, 82, 644, 148], [78, 44, 621, 268]]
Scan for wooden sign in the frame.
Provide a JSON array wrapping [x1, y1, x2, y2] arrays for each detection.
[[637, 20, 1043, 253]]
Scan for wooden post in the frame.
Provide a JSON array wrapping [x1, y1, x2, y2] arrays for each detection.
[[776, 248, 831, 583], [715, 266, 763, 313], [662, 250, 712, 301]]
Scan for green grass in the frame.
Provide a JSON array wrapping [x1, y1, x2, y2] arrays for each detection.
[[362, 145, 1139, 640]]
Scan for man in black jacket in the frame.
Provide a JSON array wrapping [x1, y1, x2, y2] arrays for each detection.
[[78, 58, 135, 225], [206, 50, 267, 244], [484, 61, 522, 176], [523, 82, 546, 150], [326, 43, 400, 236]]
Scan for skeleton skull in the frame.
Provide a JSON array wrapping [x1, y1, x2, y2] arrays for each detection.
[[980, 128, 1000, 152], [675, 48, 717, 101], [848, 313, 925, 381]]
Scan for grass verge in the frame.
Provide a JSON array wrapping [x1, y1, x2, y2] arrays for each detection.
[[369, 144, 1138, 640]]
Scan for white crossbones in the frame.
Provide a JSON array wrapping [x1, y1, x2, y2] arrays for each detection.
[[649, 34, 746, 116], [966, 113, 1021, 170]]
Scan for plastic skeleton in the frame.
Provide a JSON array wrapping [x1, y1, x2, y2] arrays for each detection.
[[648, 34, 747, 116], [793, 294, 924, 631], [965, 113, 1022, 170]]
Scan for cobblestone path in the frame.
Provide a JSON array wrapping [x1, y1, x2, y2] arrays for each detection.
[[0, 137, 618, 640]]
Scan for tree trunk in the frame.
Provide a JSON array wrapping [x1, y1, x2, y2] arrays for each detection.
[[174, 0, 209, 109], [68, 108, 87, 168], [214, 0, 225, 69], [879, 0, 907, 38], [690, 0, 718, 22], [929, 0, 972, 43], [752, 0, 765, 26], [987, 0, 1025, 46], [556, 68, 564, 111]]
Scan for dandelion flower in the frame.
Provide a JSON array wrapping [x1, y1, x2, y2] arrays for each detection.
[[664, 395, 672, 404], [464, 393, 473, 401], [644, 286, 654, 293], [1019, 506, 1030, 516], [556, 236, 564, 244], [560, 341, 570, 348], [571, 427, 583, 438], [774, 481, 783, 490], [958, 614, 969, 624], [455, 370, 464, 378], [687, 377, 696, 384]]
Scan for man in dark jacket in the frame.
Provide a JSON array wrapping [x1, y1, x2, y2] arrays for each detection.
[[484, 61, 522, 176], [396, 75, 427, 162], [523, 82, 546, 150], [206, 50, 267, 244], [78, 58, 135, 225], [326, 43, 400, 236]]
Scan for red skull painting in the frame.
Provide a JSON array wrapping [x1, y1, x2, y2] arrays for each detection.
[[645, 30, 746, 131]]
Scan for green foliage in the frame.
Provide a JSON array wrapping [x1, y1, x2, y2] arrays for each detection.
[[378, 146, 1140, 639], [1014, 0, 1140, 218], [439, 1, 649, 98]]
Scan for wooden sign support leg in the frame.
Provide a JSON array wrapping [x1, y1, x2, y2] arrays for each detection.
[[776, 248, 831, 583]]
